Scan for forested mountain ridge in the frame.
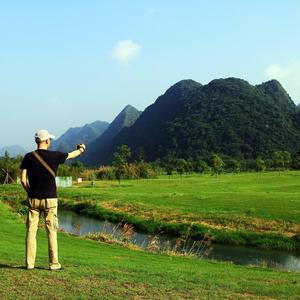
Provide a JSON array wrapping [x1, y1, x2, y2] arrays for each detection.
[[81, 105, 142, 166], [105, 78, 300, 163], [256, 79, 296, 115], [51, 120, 109, 152]]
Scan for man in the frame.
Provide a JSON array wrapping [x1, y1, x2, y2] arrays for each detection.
[[20, 129, 86, 270]]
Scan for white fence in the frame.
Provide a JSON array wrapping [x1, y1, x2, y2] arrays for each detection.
[[55, 176, 72, 187]]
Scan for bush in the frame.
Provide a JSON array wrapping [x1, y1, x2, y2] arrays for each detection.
[[96, 166, 116, 180], [80, 169, 98, 181]]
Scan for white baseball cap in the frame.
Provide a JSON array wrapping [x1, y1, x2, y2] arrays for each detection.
[[35, 129, 55, 141]]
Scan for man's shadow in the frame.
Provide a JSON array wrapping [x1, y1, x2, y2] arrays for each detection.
[[0, 263, 48, 270]]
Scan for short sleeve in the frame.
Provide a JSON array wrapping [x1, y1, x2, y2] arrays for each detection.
[[56, 151, 68, 164], [20, 154, 29, 169]]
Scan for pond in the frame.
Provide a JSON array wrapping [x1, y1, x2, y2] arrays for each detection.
[[58, 209, 300, 272]]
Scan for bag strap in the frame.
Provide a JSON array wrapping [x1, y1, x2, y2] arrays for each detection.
[[32, 151, 56, 179]]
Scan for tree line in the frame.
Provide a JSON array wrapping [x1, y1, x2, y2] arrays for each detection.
[[82, 146, 300, 182], [1, 146, 300, 184]]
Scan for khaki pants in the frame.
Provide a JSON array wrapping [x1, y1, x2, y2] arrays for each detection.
[[26, 198, 61, 270]]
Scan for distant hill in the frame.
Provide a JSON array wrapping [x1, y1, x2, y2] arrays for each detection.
[[81, 105, 142, 166], [0, 145, 27, 157], [102, 78, 300, 163], [51, 121, 109, 153]]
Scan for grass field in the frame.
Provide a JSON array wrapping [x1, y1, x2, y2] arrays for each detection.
[[2, 171, 300, 250], [61, 171, 300, 223], [1, 199, 300, 299]]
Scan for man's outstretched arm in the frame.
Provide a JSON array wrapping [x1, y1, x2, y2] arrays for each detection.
[[66, 144, 86, 160]]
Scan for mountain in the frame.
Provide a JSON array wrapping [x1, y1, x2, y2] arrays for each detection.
[[51, 121, 109, 153], [0, 145, 27, 157], [103, 78, 300, 162], [256, 80, 296, 115], [81, 105, 142, 166]]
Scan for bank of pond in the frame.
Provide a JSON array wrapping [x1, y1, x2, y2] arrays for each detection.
[[58, 209, 300, 273], [60, 200, 300, 253]]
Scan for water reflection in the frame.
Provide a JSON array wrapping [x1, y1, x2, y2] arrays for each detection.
[[58, 209, 300, 272]]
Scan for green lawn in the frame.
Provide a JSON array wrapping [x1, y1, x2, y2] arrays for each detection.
[[59, 171, 300, 223], [2, 171, 300, 250], [0, 200, 300, 299]]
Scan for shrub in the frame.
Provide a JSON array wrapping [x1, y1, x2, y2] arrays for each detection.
[[96, 166, 116, 180]]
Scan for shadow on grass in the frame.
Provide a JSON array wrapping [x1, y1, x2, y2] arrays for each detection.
[[0, 264, 49, 270]]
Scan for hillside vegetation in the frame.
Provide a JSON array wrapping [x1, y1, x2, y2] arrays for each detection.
[[109, 78, 300, 164]]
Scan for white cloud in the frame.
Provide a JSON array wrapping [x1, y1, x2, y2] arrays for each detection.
[[111, 40, 141, 65], [264, 61, 300, 102]]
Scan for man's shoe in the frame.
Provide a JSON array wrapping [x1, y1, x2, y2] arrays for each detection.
[[26, 267, 34, 270]]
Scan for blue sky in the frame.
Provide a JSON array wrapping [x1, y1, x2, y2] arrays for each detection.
[[1, 1, 300, 150]]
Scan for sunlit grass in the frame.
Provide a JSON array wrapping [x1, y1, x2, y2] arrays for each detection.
[[0, 200, 300, 299]]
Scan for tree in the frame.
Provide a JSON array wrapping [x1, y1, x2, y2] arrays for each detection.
[[0, 152, 21, 183], [255, 156, 266, 178], [57, 164, 71, 177], [136, 160, 149, 179], [70, 161, 85, 178], [226, 159, 240, 173], [184, 159, 194, 174], [265, 159, 274, 170], [165, 165, 174, 178], [163, 152, 176, 179], [112, 145, 131, 184], [136, 147, 146, 162], [282, 151, 291, 169], [176, 159, 187, 179], [291, 150, 300, 169], [3, 151, 11, 170], [194, 159, 208, 175], [211, 154, 225, 177], [273, 151, 291, 175]]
